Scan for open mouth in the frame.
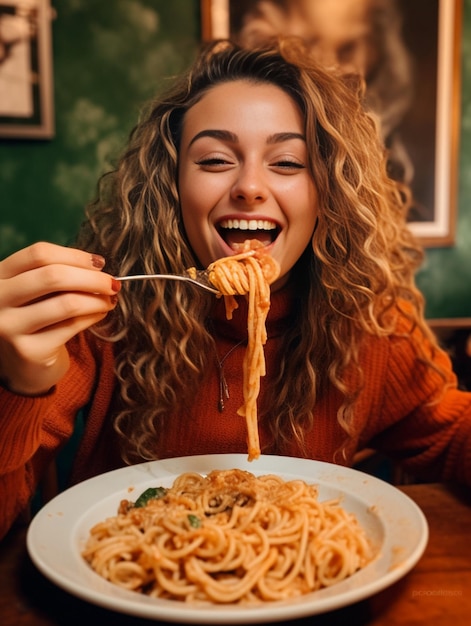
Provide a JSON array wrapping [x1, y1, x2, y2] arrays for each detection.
[[217, 218, 279, 249]]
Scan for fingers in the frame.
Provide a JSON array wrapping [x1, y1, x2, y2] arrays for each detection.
[[0, 242, 119, 394], [0, 242, 118, 351], [0, 241, 120, 315], [0, 299, 115, 395], [0, 291, 116, 337], [0, 264, 119, 309], [0, 241, 105, 279], [0, 291, 117, 394], [6, 310, 111, 366]]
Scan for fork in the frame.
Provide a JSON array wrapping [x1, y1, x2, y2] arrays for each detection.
[[114, 271, 220, 294]]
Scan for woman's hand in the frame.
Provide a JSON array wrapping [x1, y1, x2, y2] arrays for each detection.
[[0, 242, 120, 396]]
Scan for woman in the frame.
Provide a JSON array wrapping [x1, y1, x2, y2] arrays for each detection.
[[0, 39, 469, 539]]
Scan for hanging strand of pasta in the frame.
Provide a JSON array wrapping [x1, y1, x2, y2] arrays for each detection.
[[205, 242, 280, 460]]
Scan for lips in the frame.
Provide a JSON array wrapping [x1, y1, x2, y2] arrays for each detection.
[[217, 218, 279, 248]]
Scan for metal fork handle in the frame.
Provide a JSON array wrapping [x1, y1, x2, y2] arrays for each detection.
[[114, 274, 220, 294]]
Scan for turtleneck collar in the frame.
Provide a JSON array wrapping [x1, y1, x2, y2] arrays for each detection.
[[210, 282, 297, 342]]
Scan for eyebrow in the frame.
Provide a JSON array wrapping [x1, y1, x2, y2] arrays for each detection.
[[188, 129, 306, 146]]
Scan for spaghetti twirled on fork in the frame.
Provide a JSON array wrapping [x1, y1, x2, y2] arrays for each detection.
[[204, 241, 280, 460]]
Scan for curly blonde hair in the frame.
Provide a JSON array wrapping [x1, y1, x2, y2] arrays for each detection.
[[77, 39, 438, 462]]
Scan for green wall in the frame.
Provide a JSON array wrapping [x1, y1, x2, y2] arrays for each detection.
[[0, 0, 200, 253], [1, 0, 471, 320]]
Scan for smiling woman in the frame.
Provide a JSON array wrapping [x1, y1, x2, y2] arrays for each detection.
[[177, 79, 318, 281], [0, 38, 471, 544]]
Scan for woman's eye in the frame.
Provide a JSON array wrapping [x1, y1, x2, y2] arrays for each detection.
[[196, 157, 232, 167], [273, 160, 305, 170]]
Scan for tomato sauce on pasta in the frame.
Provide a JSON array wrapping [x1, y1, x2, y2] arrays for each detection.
[[82, 468, 373, 604]]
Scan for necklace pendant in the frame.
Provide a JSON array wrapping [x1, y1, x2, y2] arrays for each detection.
[[215, 338, 244, 413], [218, 371, 230, 412]]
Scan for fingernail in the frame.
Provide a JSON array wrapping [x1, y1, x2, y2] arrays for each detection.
[[111, 278, 122, 293], [110, 294, 119, 306], [91, 254, 105, 269]]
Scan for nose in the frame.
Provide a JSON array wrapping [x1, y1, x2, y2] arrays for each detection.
[[230, 164, 268, 205]]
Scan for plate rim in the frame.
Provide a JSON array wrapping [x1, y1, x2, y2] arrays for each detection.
[[26, 453, 429, 624]]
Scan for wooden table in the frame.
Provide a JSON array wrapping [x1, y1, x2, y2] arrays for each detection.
[[0, 483, 470, 625]]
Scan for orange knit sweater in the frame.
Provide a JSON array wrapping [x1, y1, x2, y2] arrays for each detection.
[[1, 288, 470, 539]]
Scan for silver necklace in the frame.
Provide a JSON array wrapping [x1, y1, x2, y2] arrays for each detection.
[[215, 339, 245, 412]]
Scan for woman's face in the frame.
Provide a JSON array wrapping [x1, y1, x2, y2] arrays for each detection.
[[178, 80, 318, 290]]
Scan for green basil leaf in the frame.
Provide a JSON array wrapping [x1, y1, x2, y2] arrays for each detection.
[[134, 486, 167, 508]]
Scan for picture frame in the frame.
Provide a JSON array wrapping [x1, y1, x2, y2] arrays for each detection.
[[200, 0, 462, 247], [0, 0, 54, 139]]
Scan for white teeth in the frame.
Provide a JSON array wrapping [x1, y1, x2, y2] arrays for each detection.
[[219, 219, 277, 230]]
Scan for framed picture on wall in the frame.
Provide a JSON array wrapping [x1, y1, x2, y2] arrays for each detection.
[[200, 0, 462, 247], [0, 0, 54, 139]]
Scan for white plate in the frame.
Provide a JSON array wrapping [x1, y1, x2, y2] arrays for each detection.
[[27, 454, 428, 624]]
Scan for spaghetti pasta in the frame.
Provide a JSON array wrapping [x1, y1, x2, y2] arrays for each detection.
[[205, 241, 280, 461], [82, 468, 374, 604]]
